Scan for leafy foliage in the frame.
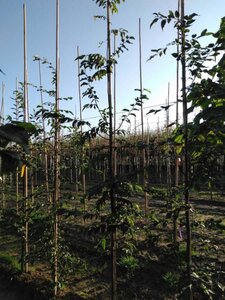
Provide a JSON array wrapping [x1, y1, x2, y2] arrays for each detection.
[[94, 0, 125, 14], [0, 122, 37, 174]]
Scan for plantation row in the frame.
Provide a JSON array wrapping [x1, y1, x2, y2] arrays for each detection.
[[2, 131, 225, 197], [1, 0, 225, 299]]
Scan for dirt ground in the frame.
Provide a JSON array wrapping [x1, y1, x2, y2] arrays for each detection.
[[0, 191, 225, 300]]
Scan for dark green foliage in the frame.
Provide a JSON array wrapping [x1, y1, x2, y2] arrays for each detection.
[[0, 123, 29, 153], [148, 187, 167, 200], [0, 122, 36, 174], [84, 179, 141, 234], [0, 150, 23, 173]]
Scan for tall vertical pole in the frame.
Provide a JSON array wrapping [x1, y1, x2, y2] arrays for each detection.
[[113, 32, 117, 176], [0, 82, 4, 125], [0, 82, 5, 209], [181, 1, 192, 299], [53, 0, 60, 296], [107, 1, 117, 299], [176, 0, 180, 128], [139, 18, 144, 138], [173, 0, 181, 246], [38, 59, 50, 201], [15, 78, 19, 214], [166, 82, 171, 190], [175, 0, 180, 187], [139, 18, 148, 214], [23, 4, 28, 124], [23, 2, 29, 274], [77, 47, 82, 131], [77, 46, 86, 207]]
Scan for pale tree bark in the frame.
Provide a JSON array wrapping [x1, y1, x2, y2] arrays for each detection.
[[107, 1, 117, 299], [77, 46, 86, 210], [139, 18, 148, 215], [15, 78, 19, 215], [53, 0, 60, 296], [38, 59, 50, 203], [113, 31, 117, 177], [181, 1, 193, 298], [22, 3, 29, 274], [173, 0, 181, 246]]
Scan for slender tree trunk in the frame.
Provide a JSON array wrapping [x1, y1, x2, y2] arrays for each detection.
[[175, 0, 181, 188], [166, 82, 171, 190], [15, 78, 19, 214], [0, 82, 6, 210], [107, 2, 117, 299], [53, 0, 60, 296], [113, 32, 117, 177], [0, 81, 4, 125], [173, 0, 181, 246], [139, 18, 148, 215], [77, 46, 86, 209], [38, 59, 50, 202], [181, 1, 193, 298], [22, 3, 29, 274]]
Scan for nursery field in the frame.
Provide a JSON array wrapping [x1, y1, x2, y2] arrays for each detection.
[[0, 182, 225, 300], [1, 0, 225, 299]]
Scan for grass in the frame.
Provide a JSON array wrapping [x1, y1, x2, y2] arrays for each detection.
[[0, 252, 20, 272]]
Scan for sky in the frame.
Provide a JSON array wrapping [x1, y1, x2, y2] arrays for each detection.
[[1, 0, 225, 133]]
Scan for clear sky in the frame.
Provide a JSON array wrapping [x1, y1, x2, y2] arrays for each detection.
[[1, 0, 225, 132]]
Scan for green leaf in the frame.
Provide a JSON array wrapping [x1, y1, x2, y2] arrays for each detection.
[[172, 52, 178, 58], [175, 10, 179, 18], [161, 19, 166, 30], [11, 121, 38, 136], [174, 134, 184, 144], [150, 18, 158, 28], [101, 238, 107, 250]]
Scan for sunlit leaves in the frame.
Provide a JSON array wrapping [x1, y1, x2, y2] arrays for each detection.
[[94, 0, 125, 14]]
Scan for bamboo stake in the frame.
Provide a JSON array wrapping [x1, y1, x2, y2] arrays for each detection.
[[139, 18, 148, 215], [107, 2, 117, 299], [139, 18, 144, 138], [23, 3, 28, 124], [113, 31, 117, 177], [175, 0, 181, 187], [74, 103, 79, 195], [166, 82, 171, 190], [0, 82, 4, 125], [0, 82, 5, 209], [15, 78, 19, 214], [173, 0, 181, 246], [38, 59, 50, 202], [181, 1, 193, 298], [22, 2, 29, 274], [53, 0, 60, 296]]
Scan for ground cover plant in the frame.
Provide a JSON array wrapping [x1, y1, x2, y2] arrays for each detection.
[[0, 0, 225, 299]]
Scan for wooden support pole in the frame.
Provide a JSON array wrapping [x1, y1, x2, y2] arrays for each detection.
[[181, 1, 193, 298]]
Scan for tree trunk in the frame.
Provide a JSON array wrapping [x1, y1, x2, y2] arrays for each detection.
[[181, 1, 193, 298], [53, 0, 60, 296], [107, 2, 117, 299], [139, 18, 148, 215], [23, 3, 29, 274]]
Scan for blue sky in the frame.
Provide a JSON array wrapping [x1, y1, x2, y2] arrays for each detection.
[[1, 0, 225, 132]]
